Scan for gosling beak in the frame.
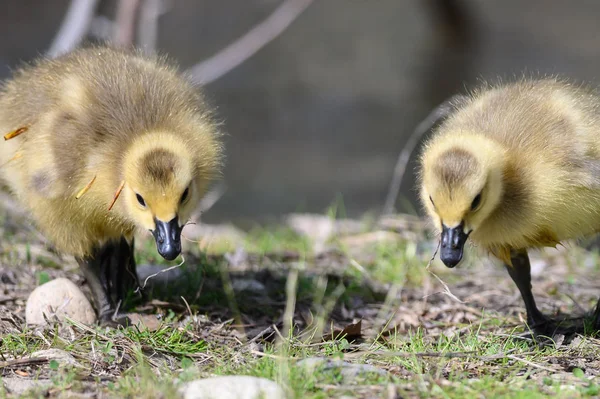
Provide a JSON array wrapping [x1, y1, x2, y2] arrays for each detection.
[[152, 216, 182, 261], [440, 223, 470, 268]]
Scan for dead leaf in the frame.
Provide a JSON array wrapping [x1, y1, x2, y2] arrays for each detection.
[[323, 320, 362, 342], [126, 313, 163, 331]]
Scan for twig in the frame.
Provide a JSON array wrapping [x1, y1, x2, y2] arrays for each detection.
[[137, 0, 163, 54], [0, 357, 48, 369], [186, 0, 314, 86], [35, 331, 52, 347], [198, 182, 227, 214], [113, 0, 141, 47], [494, 333, 534, 342], [365, 348, 533, 361], [506, 354, 561, 373], [107, 180, 125, 211], [369, 350, 477, 358], [89, 15, 114, 40], [135, 255, 186, 292], [47, 0, 100, 58], [111, 300, 122, 322], [248, 325, 276, 344], [181, 295, 193, 317], [278, 266, 298, 398], [219, 255, 245, 337], [250, 350, 289, 360], [63, 317, 112, 341], [75, 175, 97, 199], [423, 241, 465, 303], [564, 293, 587, 314], [4, 126, 29, 140], [380, 94, 466, 217]]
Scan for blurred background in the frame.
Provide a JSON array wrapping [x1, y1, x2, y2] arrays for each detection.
[[2, 0, 599, 224]]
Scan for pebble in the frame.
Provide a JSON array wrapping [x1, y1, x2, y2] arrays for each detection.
[[286, 213, 364, 254], [3, 378, 52, 395], [31, 348, 83, 368], [179, 376, 286, 399], [25, 278, 96, 326]]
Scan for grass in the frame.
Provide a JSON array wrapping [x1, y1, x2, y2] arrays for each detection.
[[1, 211, 600, 397]]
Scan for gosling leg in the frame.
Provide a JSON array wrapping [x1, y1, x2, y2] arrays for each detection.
[[505, 249, 548, 330], [76, 237, 142, 326], [107, 237, 143, 308]]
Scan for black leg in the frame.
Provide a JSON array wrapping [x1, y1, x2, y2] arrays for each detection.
[[107, 237, 144, 308], [76, 237, 142, 326], [76, 255, 114, 322], [506, 249, 582, 337], [505, 249, 548, 329]]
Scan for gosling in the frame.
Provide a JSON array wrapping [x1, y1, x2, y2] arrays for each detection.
[[0, 46, 223, 325], [418, 78, 600, 336]]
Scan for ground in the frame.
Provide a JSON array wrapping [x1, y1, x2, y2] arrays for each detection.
[[1, 203, 600, 398]]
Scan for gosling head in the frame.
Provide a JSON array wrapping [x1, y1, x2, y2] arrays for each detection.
[[420, 134, 506, 268], [122, 133, 215, 261]]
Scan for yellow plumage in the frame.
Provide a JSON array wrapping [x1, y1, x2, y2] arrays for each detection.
[[0, 46, 223, 324], [418, 78, 600, 335]]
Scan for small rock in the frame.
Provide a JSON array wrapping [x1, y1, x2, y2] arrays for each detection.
[[3, 377, 52, 395], [224, 248, 249, 267], [338, 231, 401, 258], [179, 376, 286, 399], [26, 278, 96, 326], [183, 223, 247, 253], [126, 313, 163, 331], [338, 231, 400, 247], [297, 357, 388, 381], [31, 348, 83, 368], [286, 213, 363, 254], [231, 278, 266, 293]]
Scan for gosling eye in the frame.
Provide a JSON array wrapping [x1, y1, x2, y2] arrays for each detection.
[[136, 193, 146, 208], [429, 195, 434, 206], [470, 193, 482, 211], [180, 187, 190, 204]]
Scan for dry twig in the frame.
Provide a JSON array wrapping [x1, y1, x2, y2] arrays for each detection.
[[0, 357, 48, 369], [113, 0, 141, 47], [423, 241, 465, 303], [381, 95, 466, 217], [47, 0, 100, 58], [186, 0, 314, 85], [135, 255, 186, 292], [137, 0, 163, 54], [197, 182, 227, 215]]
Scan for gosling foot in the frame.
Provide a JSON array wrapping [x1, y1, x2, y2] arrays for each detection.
[[76, 236, 143, 327]]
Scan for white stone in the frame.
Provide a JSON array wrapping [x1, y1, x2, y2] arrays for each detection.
[[179, 376, 286, 399], [3, 378, 52, 395], [26, 278, 96, 326], [31, 348, 83, 368]]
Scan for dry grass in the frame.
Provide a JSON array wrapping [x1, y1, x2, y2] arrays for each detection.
[[0, 207, 599, 397]]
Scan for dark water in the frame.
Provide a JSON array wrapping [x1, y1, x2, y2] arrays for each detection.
[[2, 0, 600, 223]]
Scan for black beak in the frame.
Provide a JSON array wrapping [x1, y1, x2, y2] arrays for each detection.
[[440, 223, 470, 268], [152, 216, 182, 261]]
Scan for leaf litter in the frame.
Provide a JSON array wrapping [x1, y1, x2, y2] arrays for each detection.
[[0, 209, 599, 396]]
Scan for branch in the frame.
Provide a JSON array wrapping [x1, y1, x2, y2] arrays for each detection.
[[47, 0, 101, 58], [136, 0, 163, 54], [186, 0, 314, 86], [89, 16, 114, 41], [380, 95, 466, 217], [113, 0, 141, 47]]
